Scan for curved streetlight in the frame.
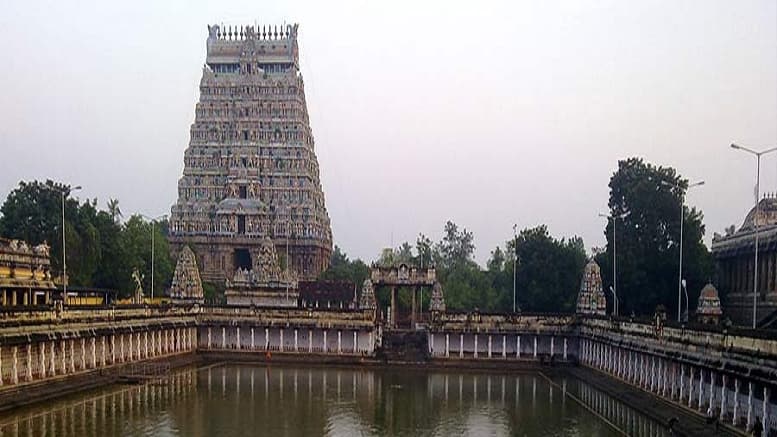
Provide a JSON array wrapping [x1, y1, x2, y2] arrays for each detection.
[[731, 143, 777, 328], [141, 213, 168, 301]]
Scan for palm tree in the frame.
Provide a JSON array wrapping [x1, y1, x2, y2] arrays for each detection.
[[107, 198, 122, 223]]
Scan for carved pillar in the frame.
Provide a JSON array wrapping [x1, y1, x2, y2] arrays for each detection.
[[474, 334, 478, 358], [39, 342, 46, 379], [698, 369, 705, 412], [207, 327, 212, 349], [353, 331, 357, 353], [733, 378, 740, 426], [445, 334, 450, 358], [237, 327, 241, 350], [280, 329, 285, 352], [563, 338, 568, 361], [708, 371, 715, 414], [49, 341, 56, 377], [460, 334, 464, 359], [516, 336, 521, 359], [221, 327, 226, 349], [251, 328, 255, 349], [69, 340, 75, 373], [294, 329, 298, 352], [680, 365, 685, 401], [323, 330, 327, 353], [688, 367, 695, 408], [747, 381, 753, 430], [488, 335, 492, 358], [11, 346, 18, 385], [265, 328, 270, 350], [308, 329, 312, 353], [101, 337, 106, 366], [337, 330, 342, 354], [533, 336, 537, 358], [91, 337, 96, 368], [80, 338, 86, 370], [720, 374, 727, 420], [411, 287, 417, 328], [25, 344, 32, 381]]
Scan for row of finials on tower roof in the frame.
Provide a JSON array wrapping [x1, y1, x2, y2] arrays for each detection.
[[208, 24, 298, 41]]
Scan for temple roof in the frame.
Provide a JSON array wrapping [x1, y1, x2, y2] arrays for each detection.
[[712, 196, 777, 257]]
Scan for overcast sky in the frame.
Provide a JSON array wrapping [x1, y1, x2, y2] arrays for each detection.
[[1, 0, 775, 264]]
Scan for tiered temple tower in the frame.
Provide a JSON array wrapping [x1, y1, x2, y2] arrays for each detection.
[[169, 23, 332, 284]]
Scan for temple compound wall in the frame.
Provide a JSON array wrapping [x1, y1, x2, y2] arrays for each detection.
[[169, 23, 332, 284]]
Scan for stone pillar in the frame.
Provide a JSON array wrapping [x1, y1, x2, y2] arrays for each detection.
[[237, 327, 241, 350], [733, 378, 740, 426], [550, 337, 555, 358], [207, 327, 212, 349], [533, 336, 537, 358], [280, 328, 285, 352], [337, 330, 342, 354], [390, 286, 396, 329], [747, 381, 753, 430], [137, 332, 142, 359], [101, 337, 106, 366], [680, 365, 685, 401], [488, 335, 492, 358], [11, 346, 18, 384], [411, 286, 417, 327], [91, 337, 96, 368], [80, 338, 86, 370], [698, 369, 705, 412], [445, 334, 450, 358], [294, 329, 298, 352], [143, 332, 148, 358], [720, 374, 727, 420], [323, 330, 328, 353], [459, 334, 464, 358], [353, 331, 357, 353], [39, 343, 46, 379], [221, 327, 226, 349], [517, 336, 521, 358], [563, 338, 568, 361], [308, 329, 313, 353], [474, 334, 478, 358], [49, 341, 56, 376], [128, 333, 133, 361], [70, 340, 75, 373], [25, 344, 32, 381], [265, 328, 270, 350], [650, 356, 656, 392], [502, 335, 507, 358], [763, 386, 770, 433], [688, 367, 695, 408], [251, 328, 255, 350], [708, 371, 715, 414], [120, 334, 125, 362]]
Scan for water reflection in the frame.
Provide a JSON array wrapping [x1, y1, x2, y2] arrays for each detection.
[[0, 365, 668, 436]]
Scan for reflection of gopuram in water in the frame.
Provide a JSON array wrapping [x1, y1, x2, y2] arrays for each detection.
[[0, 365, 671, 436]]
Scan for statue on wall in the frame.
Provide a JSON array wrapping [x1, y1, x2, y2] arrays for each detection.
[[359, 279, 376, 310], [131, 268, 144, 304]]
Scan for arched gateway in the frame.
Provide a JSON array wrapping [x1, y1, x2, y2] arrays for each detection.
[[359, 264, 446, 330]]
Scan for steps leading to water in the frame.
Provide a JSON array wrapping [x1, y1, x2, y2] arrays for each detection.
[[377, 330, 429, 363]]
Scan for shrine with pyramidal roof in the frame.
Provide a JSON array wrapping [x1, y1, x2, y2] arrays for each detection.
[[169, 23, 333, 292]]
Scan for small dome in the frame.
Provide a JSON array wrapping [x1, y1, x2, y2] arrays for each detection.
[[696, 282, 722, 316]]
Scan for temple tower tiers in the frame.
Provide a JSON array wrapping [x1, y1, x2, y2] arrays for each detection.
[[169, 23, 333, 284]]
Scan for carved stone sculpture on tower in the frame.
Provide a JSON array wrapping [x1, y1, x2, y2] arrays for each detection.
[[359, 279, 376, 310], [576, 260, 607, 316], [170, 246, 205, 304], [430, 281, 446, 313]]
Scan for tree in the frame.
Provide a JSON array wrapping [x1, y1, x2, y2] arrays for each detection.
[[106, 198, 122, 223], [318, 245, 370, 286], [596, 158, 711, 317]]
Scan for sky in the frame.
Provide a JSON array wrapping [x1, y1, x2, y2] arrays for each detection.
[[0, 0, 775, 265]]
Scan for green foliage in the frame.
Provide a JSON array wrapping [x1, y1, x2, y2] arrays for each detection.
[[0, 180, 173, 299], [318, 245, 370, 285], [366, 221, 585, 313], [595, 158, 711, 317]]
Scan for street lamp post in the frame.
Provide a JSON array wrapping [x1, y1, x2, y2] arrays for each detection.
[[513, 224, 518, 313], [53, 185, 81, 304], [664, 180, 705, 322], [141, 214, 168, 301], [600, 212, 626, 316], [731, 143, 777, 328]]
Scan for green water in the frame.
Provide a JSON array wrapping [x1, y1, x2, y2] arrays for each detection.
[[0, 364, 669, 436]]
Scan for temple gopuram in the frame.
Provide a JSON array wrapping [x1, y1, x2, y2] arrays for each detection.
[[169, 23, 333, 289], [712, 195, 777, 327], [575, 260, 607, 316]]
